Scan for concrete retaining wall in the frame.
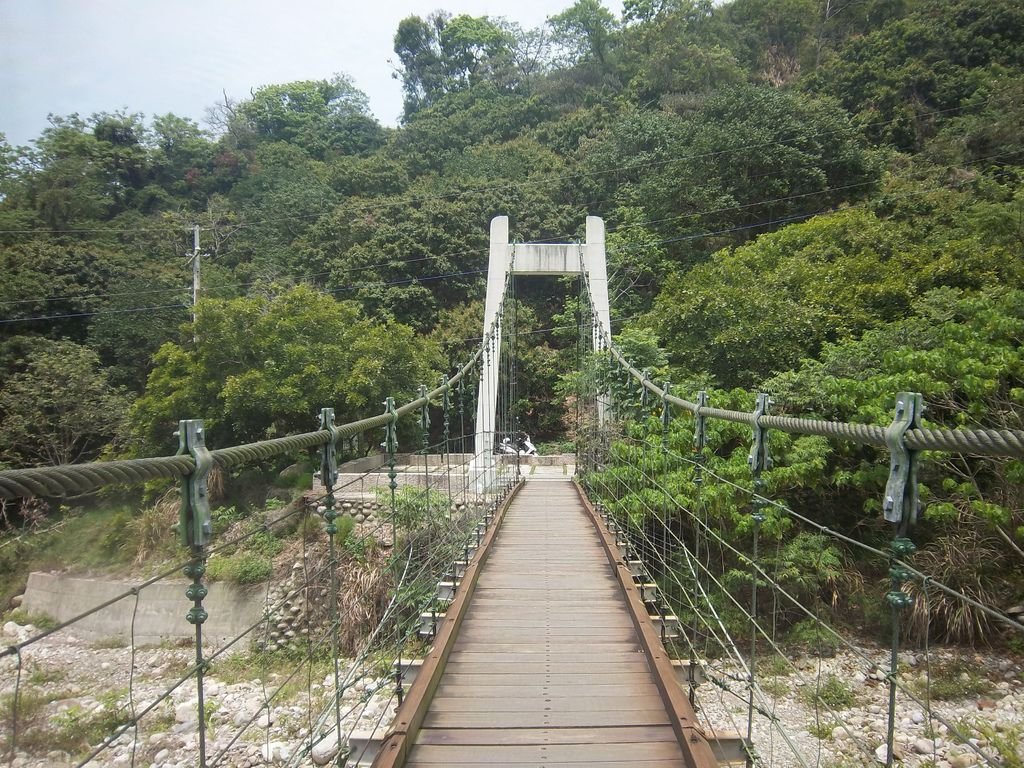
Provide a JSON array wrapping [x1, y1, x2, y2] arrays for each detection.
[[22, 572, 266, 647]]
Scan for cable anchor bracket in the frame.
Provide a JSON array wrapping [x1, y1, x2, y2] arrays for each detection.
[[319, 407, 340, 493], [747, 393, 773, 477], [883, 392, 923, 527], [176, 419, 212, 550]]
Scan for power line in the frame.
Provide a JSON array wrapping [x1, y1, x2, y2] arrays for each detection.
[[0, 140, 1001, 312], [4, 145, 1018, 326], [0, 302, 189, 326]]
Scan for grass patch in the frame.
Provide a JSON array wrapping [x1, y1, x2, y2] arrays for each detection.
[[44, 690, 131, 755], [758, 678, 790, 698], [760, 655, 792, 677], [2, 608, 57, 631], [912, 658, 994, 701], [785, 618, 839, 656], [27, 663, 65, 685], [972, 719, 1024, 768], [801, 675, 856, 711], [90, 636, 128, 650], [210, 649, 334, 702], [0, 687, 85, 755], [0, 689, 50, 721], [807, 720, 835, 740], [0, 504, 143, 605], [206, 552, 273, 585], [126, 493, 178, 565], [205, 513, 286, 585]]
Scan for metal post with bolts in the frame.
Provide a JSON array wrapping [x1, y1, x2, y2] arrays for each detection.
[[177, 419, 212, 767], [882, 392, 923, 768]]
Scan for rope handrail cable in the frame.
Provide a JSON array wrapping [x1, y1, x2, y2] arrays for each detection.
[[0, 332, 486, 500], [600, 317, 1024, 457]]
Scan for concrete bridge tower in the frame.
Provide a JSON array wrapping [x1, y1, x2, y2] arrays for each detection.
[[470, 216, 611, 491]]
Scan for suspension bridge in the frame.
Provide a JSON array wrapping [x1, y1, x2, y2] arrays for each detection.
[[1, 217, 1023, 768]]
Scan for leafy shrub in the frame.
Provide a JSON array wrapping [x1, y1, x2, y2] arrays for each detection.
[[48, 690, 130, 753], [912, 658, 993, 701], [246, 529, 284, 557], [375, 486, 450, 531], [211, 505, 245, 535], [807, 720, 835, 740], [206, 552, 273, 584], [786, 618, 840, 656], [801, 674, 856, 711]]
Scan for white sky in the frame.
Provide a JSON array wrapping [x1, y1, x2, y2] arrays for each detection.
[[0, 0, 598, 147]]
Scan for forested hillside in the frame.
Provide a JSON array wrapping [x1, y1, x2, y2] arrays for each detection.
[[1, 0, 1022, 622]]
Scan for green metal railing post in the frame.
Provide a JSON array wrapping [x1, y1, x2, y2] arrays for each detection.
[[660, 382, 672, 566], [883, 393, 923, 768], [419, 384, 432, 527], [318, 408, 343, 759], [458, 374, 468, 506], [382, 396, 403, 707], [746, 393, 772, 768], [384, 397, 399, 540], [688, 390, 709, 706], [441, 374, 454, 517], [177, 419, 212, 768]]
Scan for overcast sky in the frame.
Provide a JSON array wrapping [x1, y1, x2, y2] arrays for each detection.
[[0, 0, 598, 147]]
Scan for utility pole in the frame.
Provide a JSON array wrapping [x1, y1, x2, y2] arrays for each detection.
[[189, 225, 201, 343]]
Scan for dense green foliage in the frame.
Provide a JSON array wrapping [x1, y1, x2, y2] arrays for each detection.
[[1, 0, 1022, 639]]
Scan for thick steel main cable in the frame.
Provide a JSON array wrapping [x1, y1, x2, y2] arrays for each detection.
[[0, 327, 487, 500], [601, 328, 1024, 457]]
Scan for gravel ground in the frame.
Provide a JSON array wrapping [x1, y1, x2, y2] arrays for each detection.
[[2, 621, 1021, 768], [695, 645, 1023, 768]]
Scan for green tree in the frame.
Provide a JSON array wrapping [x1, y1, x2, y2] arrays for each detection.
[[230, 76, 385, 159], [393, 13, 514, 117], [548, 0, 620, 69], [719, 0, 819, 82], [148, 113, 218, 202], [619, 0, 744, 104], [576, 85, 879, 265], [651, 204, 1023, 388], [0, 339, 131, 467], [805, 0, 1024, 150], [767, 287, 1024, 604], [132, 285, 441, 452]]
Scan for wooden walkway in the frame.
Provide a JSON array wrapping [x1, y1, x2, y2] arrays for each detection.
[[390, 478, 713, 768]]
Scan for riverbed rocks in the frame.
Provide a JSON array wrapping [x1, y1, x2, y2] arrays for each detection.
[[1, 620, 1021, 767]]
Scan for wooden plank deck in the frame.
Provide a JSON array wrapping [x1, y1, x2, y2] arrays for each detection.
[[402, 479, 690, 768]]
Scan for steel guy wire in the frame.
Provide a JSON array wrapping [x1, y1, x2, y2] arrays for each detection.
[[669, 451, 1024, 636], [608, 507, 858, 768], [70, 661, 207, 768], [605, 437, 1006, 767], [0, 560, 195, 659], [0, 325, 489, 499], [587, 462, 865, 764], [595, 472, 798, 768], [7, 142, 1019, 324], [8, 142, 1016, 331]]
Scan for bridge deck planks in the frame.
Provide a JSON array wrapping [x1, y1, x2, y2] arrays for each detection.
[[403, 479, 688, 767]]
